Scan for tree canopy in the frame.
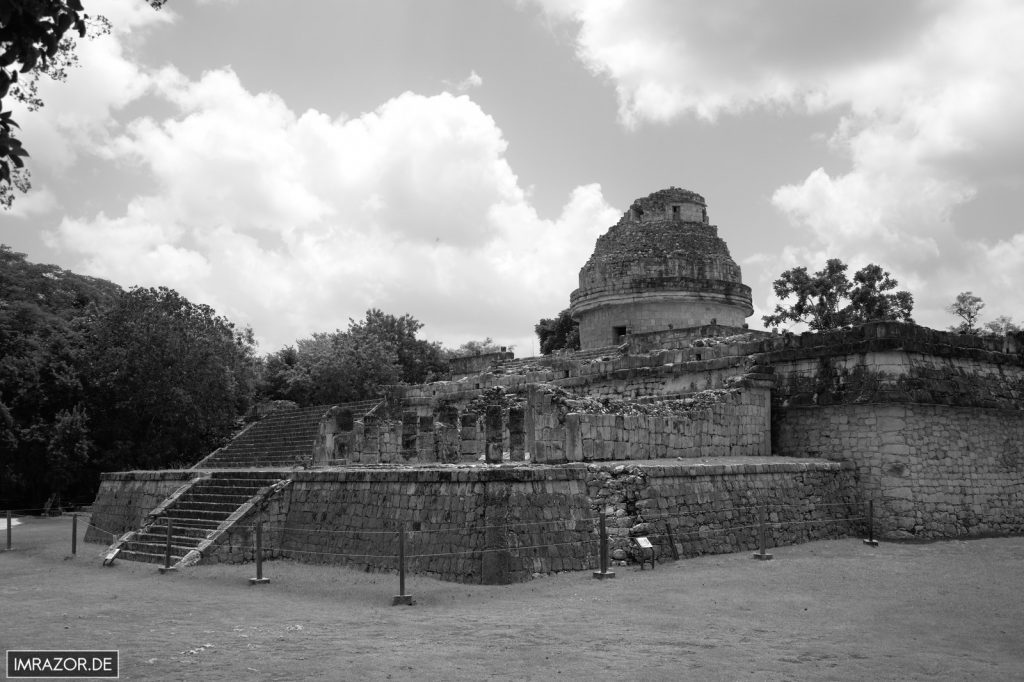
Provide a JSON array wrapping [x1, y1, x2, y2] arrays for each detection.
[[762, 259, 914, 331], [443, 337, 505, 359], [945, 291, 984, 334], [535, 309, 580, 355], [0, 245, 120, 508], [0, 247, 256, 508], [945, 292, 1020, 336], [257, 309, 446, 406], [82, 286, 257, 471]]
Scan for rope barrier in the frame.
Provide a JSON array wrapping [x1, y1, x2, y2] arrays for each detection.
[[259, 538, 599, 561], [233, 518, 598, 535]]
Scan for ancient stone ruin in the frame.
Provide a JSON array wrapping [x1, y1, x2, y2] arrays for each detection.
[[570, 187, 753, 348], [88, 187, 1024, 584]]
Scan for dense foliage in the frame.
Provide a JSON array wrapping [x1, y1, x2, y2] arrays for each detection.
[[535, 309, 580, 355], [762, 259, 914, 331], [443, 337, 505, 359], [257, 309, 446, 406], [81, 286, 257, 471], [0, 246, 255, 509]]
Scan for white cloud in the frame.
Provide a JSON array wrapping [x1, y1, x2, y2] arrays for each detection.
[[49, 63, 617, 351], [533, 0, 1024, 332], [448, 70, 484, 93], [4, 185, 59, 218], [11, 0, 168, 174]]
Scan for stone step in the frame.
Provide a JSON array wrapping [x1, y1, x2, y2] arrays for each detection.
[[161, 517, 222, 530], [170, 501, 240, 514], [176, 492, 254, 505], [227, 434, 316, 444], [195, 481, 273, 491], [135, 527, 210, 543], [123, 539, 201, 555], [218, 439, 313, 446], [191, 480, 270, 491], [207, 472, 285, 480], [116, 549, 187, 565], [218, 451, 312, 457], [162, 508, 234, 522], [206, 461, 306, 468]]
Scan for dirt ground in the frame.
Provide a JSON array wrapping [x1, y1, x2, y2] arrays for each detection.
[[2, 515, 1023, 681]]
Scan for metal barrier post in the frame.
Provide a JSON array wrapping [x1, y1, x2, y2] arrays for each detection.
[[752, 503, 774, 561], [250, 520, 270, 585], [5, 510, 11, 551], [71, 513, 78, 555], [158, 517, 176, 573], [863, 500, 879, 547], [592, 512, 616, 579], [392, 524, 414, 605]]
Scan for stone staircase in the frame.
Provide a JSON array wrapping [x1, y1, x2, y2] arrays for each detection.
[[104, 471, 289, 568], [196, 405, 332, 468]]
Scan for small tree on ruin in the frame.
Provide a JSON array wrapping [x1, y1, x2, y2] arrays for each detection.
[[945, 291, 985, 334], [535, 309, 580, 355]]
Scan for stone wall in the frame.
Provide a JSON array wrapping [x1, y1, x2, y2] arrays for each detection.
[[587, 458, 859, 563], [775, 403, 1024, 538], [449, 351, 515, 378], [85, 460, 861, 582], [85, 470, 199, 544], [272, 467, 596, 583], [575, 296, 750, 348], [528, 379, 771, 464], [627, 324, 758, 354]]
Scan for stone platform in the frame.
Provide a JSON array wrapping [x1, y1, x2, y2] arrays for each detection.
[[87, 457, 859, 583]]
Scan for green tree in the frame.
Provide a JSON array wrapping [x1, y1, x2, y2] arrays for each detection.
[[946, 291, 985, 334], [348, 309, 445, 385], [981, 315, 1021, 336], [762, 259, 914, 331], [257, 310, 445, 406], [535, 309, 580, 355], [443, 337, 505, 359], [83, 286, 256, 470], [0, 245, 118, 507]]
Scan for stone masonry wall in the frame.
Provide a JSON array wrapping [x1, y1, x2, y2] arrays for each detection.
[[775, 404, 1024, 538], [529, 379, 771, 464], [274, 467, 596, 584], [587, 459, 859, 563], [87, 461, 861, 582], [85, 470, 199, 544]]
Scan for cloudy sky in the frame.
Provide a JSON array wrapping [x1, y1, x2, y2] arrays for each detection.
[[2, 0, 1023, 353]]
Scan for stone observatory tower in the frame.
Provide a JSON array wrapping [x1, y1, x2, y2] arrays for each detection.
[[569, 187, 753, 349]]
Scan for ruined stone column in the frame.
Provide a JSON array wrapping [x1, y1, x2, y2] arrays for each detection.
[[360, 413, 380, 464], [460, 413, 481, 461], [332, 408, 354, 463], [481, 481, 513, 584], [417, 415, 435, 461], [485, 404, 503, 464], [401, 412, 418, 461], [435, 405, 461, 463], [508, 406, 526, 461]]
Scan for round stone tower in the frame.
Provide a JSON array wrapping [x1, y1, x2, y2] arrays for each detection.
[[569, 187, 753, 349]]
